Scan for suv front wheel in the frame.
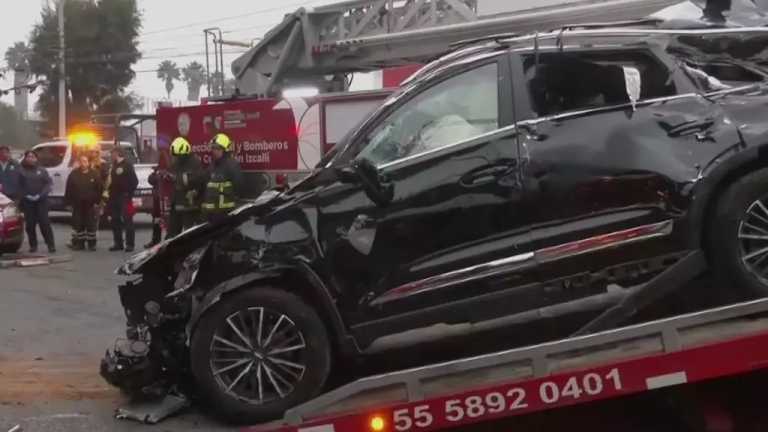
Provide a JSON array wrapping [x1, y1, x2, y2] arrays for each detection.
[[708, 168, 768, 298], [191, 287, 332, 424]]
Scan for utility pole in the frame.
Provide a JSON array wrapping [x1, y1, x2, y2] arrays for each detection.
[[58, 0, 66, 138]]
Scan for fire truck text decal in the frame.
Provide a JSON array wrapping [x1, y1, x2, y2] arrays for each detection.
[[158, 100, 300, 171]]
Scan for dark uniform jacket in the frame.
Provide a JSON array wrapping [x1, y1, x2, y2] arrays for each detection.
[[18, 164, 52, 199], [65, 168, 103, 204], [202, 154, 244, 214], [171, 155, 207, 211], [0, 159, 21, 199], [108, 159, 139, 201]]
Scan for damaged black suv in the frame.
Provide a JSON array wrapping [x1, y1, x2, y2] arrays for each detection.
[[103, 26, 768, 423]]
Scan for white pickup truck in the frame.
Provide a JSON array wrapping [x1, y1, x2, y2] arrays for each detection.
[[31, 140, 155, 213]]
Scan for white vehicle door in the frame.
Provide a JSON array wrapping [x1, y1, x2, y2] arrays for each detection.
[[34, 143, 70, 198]]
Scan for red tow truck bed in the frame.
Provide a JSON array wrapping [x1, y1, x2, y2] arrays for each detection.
[[246, 298, 768, 432]]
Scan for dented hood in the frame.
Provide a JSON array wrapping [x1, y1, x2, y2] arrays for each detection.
[[117, 190, 284, 275]]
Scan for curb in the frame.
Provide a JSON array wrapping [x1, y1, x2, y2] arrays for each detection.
[[0, 254, 73, 269]]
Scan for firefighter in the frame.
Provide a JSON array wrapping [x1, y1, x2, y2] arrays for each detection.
[[167, 137, 206, 237], [65, 155, 103, 251], [18, 150, 56, 253], [202, 133, 244, 223], [144, 152, 168, 249], [106, 148, 139, 252]]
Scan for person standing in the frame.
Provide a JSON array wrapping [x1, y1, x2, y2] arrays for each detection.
[[202, 133, 244, 223], [0, 145, 21, 200], [144, 149, 174, 247], [17, 151, 56, 253], [168, 137, 206, 237], [65, 155, 103, 251], [106, 148, 138, 252]]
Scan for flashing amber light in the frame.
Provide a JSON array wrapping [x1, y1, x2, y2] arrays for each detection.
[[69, 131, 100, 148], [370, 415, 386, 432]]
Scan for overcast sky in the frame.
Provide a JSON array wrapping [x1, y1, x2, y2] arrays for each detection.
[[0, 0, 336, 108]]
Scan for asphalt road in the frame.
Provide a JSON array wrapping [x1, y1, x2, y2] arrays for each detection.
[[0, 215, 229, 432]]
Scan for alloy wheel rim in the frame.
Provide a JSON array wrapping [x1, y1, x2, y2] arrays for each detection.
[[738, 198, 768, 285], [209, 307, 307, 405]]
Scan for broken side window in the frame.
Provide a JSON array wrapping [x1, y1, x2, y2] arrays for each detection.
[[678, 60, 765, 92], [523, 50, 677, 118]]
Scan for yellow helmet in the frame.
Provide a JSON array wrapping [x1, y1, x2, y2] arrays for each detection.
[[171, 137, 192, 155], [212, 133, 232, 152]]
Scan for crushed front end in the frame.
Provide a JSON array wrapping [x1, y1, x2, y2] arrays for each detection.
[[100, 275, 194, 397], [101, 239, 213, 399]]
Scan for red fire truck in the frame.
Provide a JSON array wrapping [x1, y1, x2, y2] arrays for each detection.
[[155, 89, 393, 197]]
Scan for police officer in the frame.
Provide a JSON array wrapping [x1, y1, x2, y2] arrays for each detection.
[[18, 150, 56, 253], [202, 133, 244, 222], [65, 155, 103, 251], [168, 137, 206, 236], [106, 148, 139, 252], [0, 145, 20, 200]]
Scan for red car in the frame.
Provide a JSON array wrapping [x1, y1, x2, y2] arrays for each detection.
[[0, 193, 24, 255]]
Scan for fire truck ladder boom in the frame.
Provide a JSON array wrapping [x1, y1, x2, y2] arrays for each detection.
[[231, 0, 683, 96], [250, 297, 768, 431]]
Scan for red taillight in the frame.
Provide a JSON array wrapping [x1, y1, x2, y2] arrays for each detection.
[[275, 174, 288, 187]]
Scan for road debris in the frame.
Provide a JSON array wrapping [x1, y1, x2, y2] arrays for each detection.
[[114, 393, 190, 424], [0, 254, 73, 269]]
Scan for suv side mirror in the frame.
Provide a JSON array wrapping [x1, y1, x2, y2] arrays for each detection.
[[335, 165, 359, 184], [335, 159, 393, 207], [355, 158, 393, 207]]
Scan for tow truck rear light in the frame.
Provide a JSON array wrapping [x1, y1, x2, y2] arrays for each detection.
[[369, 415, 386, 431]]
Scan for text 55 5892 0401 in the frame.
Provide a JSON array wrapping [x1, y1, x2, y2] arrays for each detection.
[[391, 368, 624, 431]]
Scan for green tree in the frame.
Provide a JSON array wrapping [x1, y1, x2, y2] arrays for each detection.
[[5, 42, 30, 72], [28, 0, 142, 132], [157, 60, 180, 100], [182, 61, 206, 101], [0, 102, 39, 149]]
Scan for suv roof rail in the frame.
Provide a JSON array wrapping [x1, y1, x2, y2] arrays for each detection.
[[449, 32, 520, 50], [554, 18, 663, 32]]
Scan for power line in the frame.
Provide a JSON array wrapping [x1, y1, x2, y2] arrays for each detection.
[[138, 0, 327, 38]]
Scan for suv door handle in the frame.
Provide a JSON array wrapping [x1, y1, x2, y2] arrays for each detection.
[[461, 161, 517, 187]]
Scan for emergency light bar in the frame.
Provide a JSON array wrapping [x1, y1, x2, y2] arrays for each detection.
[[68, 131, 100, 148]]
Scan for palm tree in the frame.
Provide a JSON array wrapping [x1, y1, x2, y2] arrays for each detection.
[[182, 61, 206, 101], [156, 60, 181, 100]]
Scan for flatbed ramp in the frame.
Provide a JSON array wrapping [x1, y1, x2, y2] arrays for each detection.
[[247, 298, 768, 432]]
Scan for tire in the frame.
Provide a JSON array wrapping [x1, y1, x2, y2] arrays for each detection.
[[708, 168, 768, 298], [190, 287, 332, 424], [0, 242, 22, 255]]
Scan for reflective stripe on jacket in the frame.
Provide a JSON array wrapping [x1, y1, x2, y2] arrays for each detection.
[[202, 155, 243, 214]]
